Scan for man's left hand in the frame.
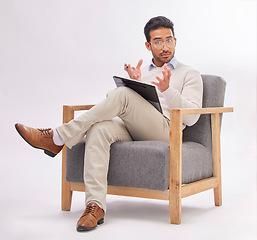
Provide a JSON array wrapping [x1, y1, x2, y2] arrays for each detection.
[[151, 64, 171, 92], [151, 63, 171, 92]]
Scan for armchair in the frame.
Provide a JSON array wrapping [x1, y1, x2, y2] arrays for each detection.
[[61, 75, 233, 224]]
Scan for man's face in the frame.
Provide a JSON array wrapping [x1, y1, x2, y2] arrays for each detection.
[[145, 27, 176, 67]]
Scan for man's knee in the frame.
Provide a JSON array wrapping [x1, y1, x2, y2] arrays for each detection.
[[86, 120, 131, 144], [87, 121, 112, 139], [107, 86, 137, 99]]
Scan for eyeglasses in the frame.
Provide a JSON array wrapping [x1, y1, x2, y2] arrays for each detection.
[[150, 38, 174, 49]]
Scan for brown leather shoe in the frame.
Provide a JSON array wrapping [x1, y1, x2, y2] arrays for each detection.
[[76, 203, 105, 232], [15, 123, 63, 157]]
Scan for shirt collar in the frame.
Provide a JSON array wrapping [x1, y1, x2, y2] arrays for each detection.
[[148, 57, 178, 71]]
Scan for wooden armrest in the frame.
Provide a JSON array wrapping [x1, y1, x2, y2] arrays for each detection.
[[169, 106, 233, 146], [171, 107, 233, 116], [63, 104, 95, 111], [63, 104, 95, 123]]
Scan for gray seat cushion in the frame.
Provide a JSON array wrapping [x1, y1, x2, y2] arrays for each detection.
[[66, 139, 212, 190]]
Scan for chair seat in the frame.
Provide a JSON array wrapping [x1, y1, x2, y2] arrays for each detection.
[[66, 139, 212, 190]]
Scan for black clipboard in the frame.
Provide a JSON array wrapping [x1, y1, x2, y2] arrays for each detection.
[[113, 76, 162, 114]]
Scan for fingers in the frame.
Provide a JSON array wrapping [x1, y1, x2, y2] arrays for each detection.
[[124, 63, 132, 73], [151, 76, 161, 86], [164, 63, 168, 71], [124, 64, 128, 73], [162, 64, 171, 80], [124, 63, 135, 73], [155, 76, 162, 82], [136, 59, 143, 69], [165, 64, 171, 78], [125, 59, 143, 71], [124, 61, 142, 81], [124, 64, 132, 75], [128, 64, 132, 73], [153, 67, 171, 92]]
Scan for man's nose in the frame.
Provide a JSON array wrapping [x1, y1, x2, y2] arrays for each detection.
[[161, 42, 169, 51]]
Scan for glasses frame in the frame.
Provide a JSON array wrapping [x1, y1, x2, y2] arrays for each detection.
[[149, 38, 175, 50]]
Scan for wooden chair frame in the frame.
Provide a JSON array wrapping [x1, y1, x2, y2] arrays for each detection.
[[61, 105, 233, 224]]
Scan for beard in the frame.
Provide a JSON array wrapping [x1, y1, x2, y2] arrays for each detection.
[[152, 50, 175, 66]]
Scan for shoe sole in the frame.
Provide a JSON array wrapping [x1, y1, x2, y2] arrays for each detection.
[[15, 124, 56, 158], [77, 218, 104, 232]]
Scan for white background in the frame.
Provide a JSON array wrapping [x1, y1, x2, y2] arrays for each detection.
[[0, 0, 256, 239]]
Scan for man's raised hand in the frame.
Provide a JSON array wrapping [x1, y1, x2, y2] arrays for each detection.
[[124, 59, 143, 81], [151, 64, 171, 92]]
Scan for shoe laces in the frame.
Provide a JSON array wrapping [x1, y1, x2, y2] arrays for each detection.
[[82, 204, 98, 218], [37, 128, 51, 135]]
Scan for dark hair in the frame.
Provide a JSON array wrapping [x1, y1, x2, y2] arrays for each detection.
[[144, 16, 175, 42]]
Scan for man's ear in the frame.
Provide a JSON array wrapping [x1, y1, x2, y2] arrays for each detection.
[[145, 41, 151, 51]]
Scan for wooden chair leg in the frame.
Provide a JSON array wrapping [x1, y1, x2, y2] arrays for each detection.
[[169, 190, 181, 224], [61, 106, 75, 211], [61, 145, 72, 211], [211, 113, 222, 206], [169, 109, 182, 224], [214, 186, 222, 206], [62, 180, 72, 211]]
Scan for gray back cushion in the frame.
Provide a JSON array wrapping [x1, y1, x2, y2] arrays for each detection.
[[183, 75, 226, 150]]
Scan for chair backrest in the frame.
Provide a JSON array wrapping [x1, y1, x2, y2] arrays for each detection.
[[182, 75, 226, 150]]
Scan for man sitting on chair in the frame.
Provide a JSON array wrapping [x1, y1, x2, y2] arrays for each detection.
[[15, 16, 203, 232]]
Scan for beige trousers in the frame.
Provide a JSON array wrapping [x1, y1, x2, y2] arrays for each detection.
[[57, 87, 170, 211]]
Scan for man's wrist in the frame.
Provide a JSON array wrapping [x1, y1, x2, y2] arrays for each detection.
[[160, 85, 170, 92]]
